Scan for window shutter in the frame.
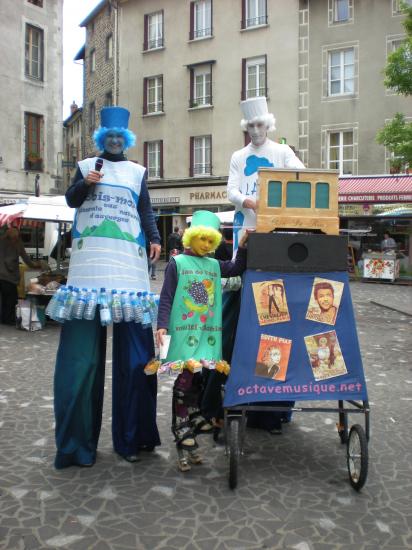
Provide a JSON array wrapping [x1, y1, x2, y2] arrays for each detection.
[[190, 68, 194, 107], [160, 140, 164, 178], [265, 0, 268, 23], [143, 141, 148, 168], [189, 136, 194, 177], [241, 58, 246, 100], [210, 64, 213, 105], [264, 54, 268, 97], [161, 9, 164, 46], [143, 77, 148, 114], [189, 2, 194, 40], [211, 0, 214, 35], [209, 135, 212, 175], [143, 14, 148, 50], [241, 0, 246, 29]]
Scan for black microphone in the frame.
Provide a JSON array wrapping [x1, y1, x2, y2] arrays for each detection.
[[95, 158, 104, 172]]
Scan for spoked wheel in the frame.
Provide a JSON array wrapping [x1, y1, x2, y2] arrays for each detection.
[[346, 424, 368, 491], [228, 418, 240, 490]]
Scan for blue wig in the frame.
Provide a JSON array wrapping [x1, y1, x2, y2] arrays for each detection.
[[93, 126, 136, 151]]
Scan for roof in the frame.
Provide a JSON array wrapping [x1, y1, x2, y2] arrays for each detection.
[[338, 175, 412, 203], [80, 0, 108, 27], [63, 107, 83, 127], [74, 44, 85, 61]]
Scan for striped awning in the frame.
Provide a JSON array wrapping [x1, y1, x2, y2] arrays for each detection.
[[339, 175, 412, 203]]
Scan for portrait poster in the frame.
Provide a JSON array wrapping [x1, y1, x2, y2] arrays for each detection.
[[304, 330, 347, 381], [255, 334, 292, 381], [252, 279, 290, 326], [305, 277, 344, 325]]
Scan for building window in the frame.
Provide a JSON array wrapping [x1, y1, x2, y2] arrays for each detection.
[[190, 65, 212, 107], [28, 0, 43, 6], [328, 130, 354, 175], [329, 0, 353, 24], [242, 56, 267, 99], [190, 0, 212, 40], [90, 49, 96, 73], [328, 48, 354, 96], [144, 140, 163, 179], [24, 112, 43, 171], [89, 102, 96, 132], [242, 0, 267, 29], [106, 34, 113, 60], [144, 11, 164, 50], [25, 24, 44, 80], [104, 91, 113, 106], [190, 135, 211, 176], [144, 75, 163, 114], [393, 0, 412, 14]]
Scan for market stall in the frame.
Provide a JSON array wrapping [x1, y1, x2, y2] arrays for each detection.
[[0, 196, 74, 330]]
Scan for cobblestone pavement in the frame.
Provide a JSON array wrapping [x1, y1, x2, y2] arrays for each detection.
[[1, 272, 412, 549]]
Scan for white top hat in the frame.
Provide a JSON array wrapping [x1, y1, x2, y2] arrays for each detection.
[[239, 96, 276, 132], [240, 96, 268, 121]]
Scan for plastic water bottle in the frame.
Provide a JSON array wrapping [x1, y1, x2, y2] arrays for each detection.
[[99, 288, 112, 326], [73, 287, 88, 319], [55, 286, 69, 323], [46, 286, 65, 319], [84, 288, 98, 320], [148, 293, 158, 324], [122, 291, 133, 322], [111, 290, 123, 323], [141, 291, 152, 328], [63, 287, 78, 320], [133, 292, 144, 324]]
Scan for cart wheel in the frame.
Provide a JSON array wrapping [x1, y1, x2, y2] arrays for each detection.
[[346, 424, 368, 491], [228, 418, 240, 490]]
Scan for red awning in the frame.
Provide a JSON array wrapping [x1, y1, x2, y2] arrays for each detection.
[[339, 175, 412, 203]]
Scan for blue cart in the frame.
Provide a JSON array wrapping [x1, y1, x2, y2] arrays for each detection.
[[223, 234, 370, 491]]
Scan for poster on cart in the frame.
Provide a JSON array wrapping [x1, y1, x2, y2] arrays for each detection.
[[224, 270, 368, 406], [252, 280, 290, 325]]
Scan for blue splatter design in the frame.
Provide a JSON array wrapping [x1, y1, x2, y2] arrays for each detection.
[[233, 210, 245, 252], [244, 155, 274, 176]]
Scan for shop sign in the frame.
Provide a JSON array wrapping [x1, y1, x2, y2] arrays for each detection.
[[188, 190, 227, 202], [151, 197, 180, 205], [340, 193, 412, 203]]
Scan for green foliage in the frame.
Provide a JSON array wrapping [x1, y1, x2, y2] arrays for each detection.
[[384, 39, 412, 95], [376, 5, 412, 170], [376, 113, 412, 172]]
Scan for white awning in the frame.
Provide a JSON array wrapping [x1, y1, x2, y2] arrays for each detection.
[[0, 195, 74, 225]]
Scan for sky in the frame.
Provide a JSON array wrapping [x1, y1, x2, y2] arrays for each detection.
[[63, 0, 102, 119]]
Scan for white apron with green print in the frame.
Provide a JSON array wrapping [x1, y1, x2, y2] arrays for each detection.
[[67, 157, 150, 294], [166, 254, 222, 362]]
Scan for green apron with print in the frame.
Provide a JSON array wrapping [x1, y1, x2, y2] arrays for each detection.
[[166, 254, 222, 362]]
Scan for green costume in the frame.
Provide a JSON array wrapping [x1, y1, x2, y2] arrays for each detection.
[[166, 254, 222, 364]]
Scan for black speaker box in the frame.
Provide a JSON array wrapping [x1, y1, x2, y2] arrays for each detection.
[[247, 233, 348, 272]]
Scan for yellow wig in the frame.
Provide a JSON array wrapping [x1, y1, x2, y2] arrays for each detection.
[[182, 225, 222, 251]]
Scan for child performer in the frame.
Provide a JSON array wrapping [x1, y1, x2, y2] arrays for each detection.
[[155, 210, 248, 471]]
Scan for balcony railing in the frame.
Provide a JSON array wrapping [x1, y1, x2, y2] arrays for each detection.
[[242, 14, 268, 28], [189, 96, 212, 108], [192, 27, 212, 39], [193, 163, 211, 176], [145, 37, 164, 50]]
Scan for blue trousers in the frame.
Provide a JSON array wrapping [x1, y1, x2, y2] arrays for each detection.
[[53, 317, 160, 468]]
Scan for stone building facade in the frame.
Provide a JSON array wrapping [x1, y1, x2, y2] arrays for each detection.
[[63, 102, 83, 190], [298, 0, 412, 175], [0, 0, 63, 196], [80, 0, 117, 157]]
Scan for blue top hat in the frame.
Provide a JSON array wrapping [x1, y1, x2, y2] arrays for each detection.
[[100, 107, 130, 129]]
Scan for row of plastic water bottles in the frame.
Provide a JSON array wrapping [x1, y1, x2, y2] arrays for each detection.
[[46, 286, 159, 327]]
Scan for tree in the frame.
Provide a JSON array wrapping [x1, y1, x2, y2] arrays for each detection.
[[376, 4, 412, 172]]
